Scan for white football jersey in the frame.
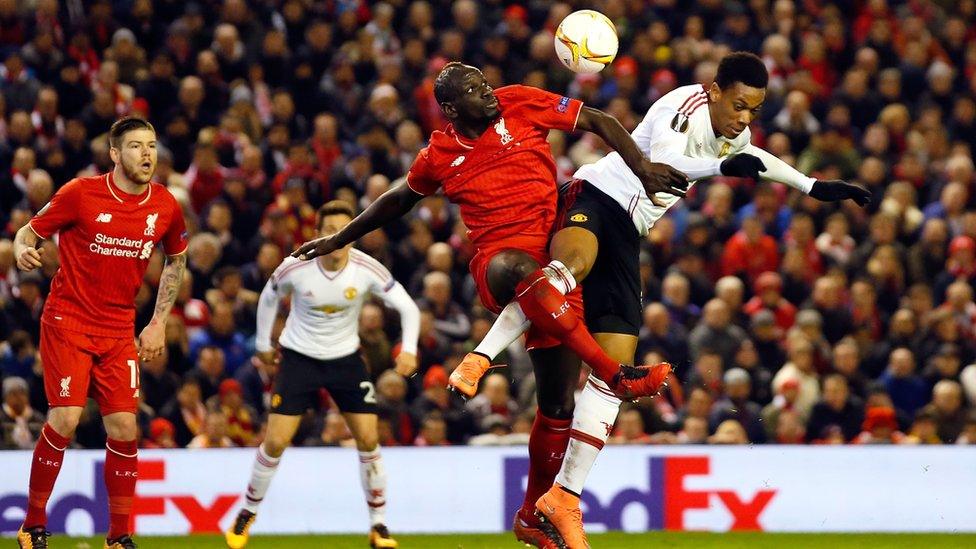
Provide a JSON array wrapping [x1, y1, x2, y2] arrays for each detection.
[[255, 248, 419, 361], [574, 84, 814, 235]]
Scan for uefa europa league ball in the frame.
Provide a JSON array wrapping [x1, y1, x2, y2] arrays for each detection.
[[553, 10, 619, 74]]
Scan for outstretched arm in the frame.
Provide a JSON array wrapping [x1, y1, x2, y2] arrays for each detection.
[[292, 183, 425, 260], [743, 144, 871, 206], [138, 253, 187, 361], [575, 106, 688, 206]]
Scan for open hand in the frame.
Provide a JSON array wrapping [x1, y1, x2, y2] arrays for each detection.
[[291, 235, 340, 261], [809, 180, 872, 207]]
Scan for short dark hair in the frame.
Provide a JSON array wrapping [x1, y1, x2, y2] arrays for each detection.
[[433, 61, 470, 105], [109, 117, 155, 149], [715, 52, 768, 90], [316, 200, 355, 230]]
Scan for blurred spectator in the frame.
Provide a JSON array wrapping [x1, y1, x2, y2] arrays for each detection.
[[676, 416, 708, 444], [853, 406, 906, 444], [140, 348, 180, 414], [722, 216, 780, 282], [710, 368, 765, 443], [806, 374, 864, 442], [209, 379, 258, 447], [879, 348, 929, 418], [708, 419, 749, 444], [608, 408, 653, 445], [187, 410, 235, 448], [189, 302, 249, 375], [161, 378, 208, 447], [414, 412, 450, 446], [919, 380, 968, 443], [689, 299, 747, 362], [905, 409, 943, 445], [0, 377, 43, 449], [772, 337, 821, 418], [142, 418, 178, 449], [416, 271, 470, 341], [465, 373, 518, 432], [376, 370, 413, 445], [743, 272, 796, 333]]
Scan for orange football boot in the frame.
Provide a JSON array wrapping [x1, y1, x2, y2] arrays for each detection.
[[535, 484, 589, 549], [610, 362, 673, 400], [447, 352, 495, 399], [513, 511, 566, 549]]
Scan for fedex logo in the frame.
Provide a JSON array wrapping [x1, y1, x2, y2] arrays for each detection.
[[504, 456, 776, 531], [0, 460, 239, 534]]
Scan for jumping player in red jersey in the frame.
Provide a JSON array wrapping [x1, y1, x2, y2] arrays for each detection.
[[13, 117, 188, 549], [292, 63, 688, 548]]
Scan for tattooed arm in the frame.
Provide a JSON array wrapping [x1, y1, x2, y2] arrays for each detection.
[[138, 253, 187, 361]]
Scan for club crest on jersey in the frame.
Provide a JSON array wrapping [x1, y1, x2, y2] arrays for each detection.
[[144, 212, 158, 236], [494, 117, 513, 145], [570, 213, 588, 223], [344, 287, 358, 300], [670, 112, 690, 133]]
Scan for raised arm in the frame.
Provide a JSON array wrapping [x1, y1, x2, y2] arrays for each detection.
[[291, 183, 425, 260], [575, 106, 688, 206]]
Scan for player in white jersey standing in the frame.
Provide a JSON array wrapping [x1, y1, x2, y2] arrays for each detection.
[[225, 201, 420, 549], [464, 52, 871, 547]]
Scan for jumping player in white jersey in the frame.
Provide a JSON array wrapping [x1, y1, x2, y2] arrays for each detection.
[[225, 201, 420, 549], [465, 52, 871, 547]]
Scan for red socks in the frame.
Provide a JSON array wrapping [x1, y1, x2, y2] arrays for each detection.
[[519, 413, 572, 524], [105, 438, 138, 539], [515, 269, 619, 381], [24, 424, 70, 528]]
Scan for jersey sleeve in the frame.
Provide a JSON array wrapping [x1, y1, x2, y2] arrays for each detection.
[[28, 178, 82, 238], [160, 196, 189, 255], [642, 105, 723, 181], [359, 253, 396, 294], [269, 257, 302, 294], [500, 85, 583, 132], [405, 147, 441, 196]]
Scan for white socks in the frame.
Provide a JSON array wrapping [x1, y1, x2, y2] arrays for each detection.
[[555, 375, 622, 494], [359, 447, 388, 526], [243, 445, 281, 513], [473, 261, 577, 360]]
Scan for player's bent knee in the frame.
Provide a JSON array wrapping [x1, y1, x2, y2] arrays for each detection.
[[262, 438, 289, 457], [356, 435, 379, 452], [487, 250, 540, 303]]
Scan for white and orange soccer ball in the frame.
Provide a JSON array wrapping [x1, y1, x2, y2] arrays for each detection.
[[553, 10, 619, 74]]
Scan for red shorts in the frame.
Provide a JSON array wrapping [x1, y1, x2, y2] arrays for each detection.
[[470, 245, 584, 351], [40, 321, 140, 415]]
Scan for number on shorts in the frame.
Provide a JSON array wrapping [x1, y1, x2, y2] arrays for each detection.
[[360, 381, 377, 404], [127, 359, 138, 389]]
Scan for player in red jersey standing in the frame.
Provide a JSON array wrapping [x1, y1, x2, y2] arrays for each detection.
[[292, 62, 687, 548], [13, 118, 188, 549]]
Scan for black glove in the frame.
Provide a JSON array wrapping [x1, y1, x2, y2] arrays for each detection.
[[720, 153, 766, 179], [809, 180, 872, 207]]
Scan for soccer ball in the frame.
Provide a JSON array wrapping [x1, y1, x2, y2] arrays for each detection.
[[553, 10, 619, 74]]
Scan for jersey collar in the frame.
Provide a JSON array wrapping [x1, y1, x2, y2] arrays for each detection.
[[106, 171, 152, 205]]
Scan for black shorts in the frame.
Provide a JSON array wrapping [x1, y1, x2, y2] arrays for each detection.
[[562, 180, 641, 336], [271, 347, 378, 415]]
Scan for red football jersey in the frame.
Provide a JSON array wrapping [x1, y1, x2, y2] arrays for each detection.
[[406, 85, 583, 253], [29, 172, 188, 336]]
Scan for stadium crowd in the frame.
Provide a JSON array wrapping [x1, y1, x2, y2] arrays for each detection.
[[3, 0, 976, 450]]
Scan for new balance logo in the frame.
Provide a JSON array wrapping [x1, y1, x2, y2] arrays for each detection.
[[96, 213, 113, 223], [60, 376, 71, 398], [451, 155, 466, 167]]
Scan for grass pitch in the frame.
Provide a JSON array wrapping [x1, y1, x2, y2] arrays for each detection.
[[62, 532, 976, 548]]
